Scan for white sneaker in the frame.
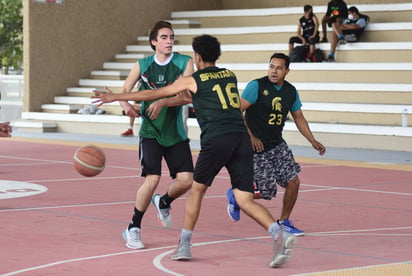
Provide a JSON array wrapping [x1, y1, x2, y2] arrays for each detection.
[[270, 227, 297, 268], [151, 194, 172, 227], [171, 238, 191, 260], [122, 227, 145, 249]]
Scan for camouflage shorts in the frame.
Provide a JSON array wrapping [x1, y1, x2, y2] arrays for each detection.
[[253, 141, 301, 200]]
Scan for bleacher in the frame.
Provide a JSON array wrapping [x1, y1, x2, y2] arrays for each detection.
[[15, 3, 412, 151]]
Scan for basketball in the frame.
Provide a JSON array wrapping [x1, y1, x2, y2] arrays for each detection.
[[73, 144, 106, 177]]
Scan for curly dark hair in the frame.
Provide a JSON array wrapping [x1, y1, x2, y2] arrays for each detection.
[[192, 35, 221, 62]]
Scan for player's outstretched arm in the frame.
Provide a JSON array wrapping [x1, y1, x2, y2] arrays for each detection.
[[91, 77, 196, 107]]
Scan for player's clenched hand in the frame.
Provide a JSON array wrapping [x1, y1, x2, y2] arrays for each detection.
[[91, 86, 116, 106]]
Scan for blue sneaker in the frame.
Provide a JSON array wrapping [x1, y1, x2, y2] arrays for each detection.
[[281, 219, 304, 236], [226, 189, 240, 221]]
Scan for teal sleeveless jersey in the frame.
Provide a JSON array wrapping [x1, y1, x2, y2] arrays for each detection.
[[138, 53, 190, 147], [191, 66, 247, 144], [245, 77, 297, 151]]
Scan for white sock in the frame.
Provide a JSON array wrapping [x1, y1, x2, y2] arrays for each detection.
[[181, 229, 192, 241]]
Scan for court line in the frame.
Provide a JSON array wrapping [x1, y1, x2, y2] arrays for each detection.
[[1, 237, 263, 276], [290, 261, 412, 276], [307, 226, 412, 236], [1, 180, 410, 213], [153, 249, 183, 276], [2, 203, 410, 275], [302, 184, 412, 196], [1, 245, 177, 276], [4, 229, 408, 276]]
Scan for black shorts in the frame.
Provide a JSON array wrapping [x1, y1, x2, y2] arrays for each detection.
[[194, 132, 254, 193], [289, 35, 319, 46], [139, 137, 194, 178], [327, 16, 344, 27], [253, 141, 301, 200]]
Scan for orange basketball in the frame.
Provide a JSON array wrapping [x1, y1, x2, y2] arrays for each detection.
[[73, 145, 106, 177]]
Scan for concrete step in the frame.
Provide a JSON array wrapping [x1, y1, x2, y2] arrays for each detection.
[[68, 81, 412, 104], [218, 62, 412, 84], [171, 3, 412, 26], [283, 122, 412, 152], [115, 53, 145, 62], [166, 19, 201, 28], [11, 120, 58, 133], [301, 102, 411, 126], [90, 70, 129, 80], [146, 22, 412, 44], [125, 42, 412, 63], [41, 104, 83, 114], [17, 112, 412, 152]]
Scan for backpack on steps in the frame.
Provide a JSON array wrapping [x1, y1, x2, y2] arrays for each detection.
[[289, 45, 309, 62], [311, 49, 325, 62]]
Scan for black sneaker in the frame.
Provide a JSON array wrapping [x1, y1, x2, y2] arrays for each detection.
[[327, 55, 335, 62]]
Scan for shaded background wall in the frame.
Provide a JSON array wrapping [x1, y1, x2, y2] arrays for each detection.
[[223, 0, 412, 9], [23, 0, 410, 112], [23, 0, 222, 112]]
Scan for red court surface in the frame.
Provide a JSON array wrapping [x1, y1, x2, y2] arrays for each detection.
[[1, 137, 411, 276]]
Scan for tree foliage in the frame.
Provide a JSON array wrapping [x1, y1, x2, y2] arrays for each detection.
[[0, 0, 23, 70]]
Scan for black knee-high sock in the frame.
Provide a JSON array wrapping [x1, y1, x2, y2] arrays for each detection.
[[159, 193, 175, 209], [128, 207, 144, 229]]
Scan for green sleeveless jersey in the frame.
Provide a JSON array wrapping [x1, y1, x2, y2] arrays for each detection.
[[138, 53, 190, 147], [191, 66, 247, 144], [245, 77, 297, 151]]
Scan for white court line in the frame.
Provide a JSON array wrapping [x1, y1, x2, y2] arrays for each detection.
[[153, 250, 183, 276], [302, 184, 412, 196], [4, 228, 409, 275], [0, 194, 226, 213], [2, 237, 266, 276], [309, 226, 412, 234], [0, 200, 134, 212], [0, 155, 69, 163], [1, 245, 177, 276], [0, 182, 408, 213]]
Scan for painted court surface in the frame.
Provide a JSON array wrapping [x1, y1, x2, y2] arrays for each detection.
[[0, 137, 411, 276]]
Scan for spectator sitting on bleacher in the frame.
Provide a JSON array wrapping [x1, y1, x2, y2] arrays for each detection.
[[327, 6, 369, 62], [321, 0, 348, 42], [288, 5, 319, 61]]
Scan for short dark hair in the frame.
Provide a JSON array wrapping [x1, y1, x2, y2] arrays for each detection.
[[304, 5, 312, 12], [192, 35, 221, 62], [348, 6, 359, 14], [270, 53, 290, 69], [149, 21, 172, 51]]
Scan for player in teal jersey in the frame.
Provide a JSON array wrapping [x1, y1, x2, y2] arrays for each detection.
[[93, 35, 298, 268], [226, 53, 326, 236], [111, 21, 195, 250]]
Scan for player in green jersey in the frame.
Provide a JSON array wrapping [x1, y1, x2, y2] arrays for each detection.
[[92, 34, 297, 268], [111, 21, 195, 250]]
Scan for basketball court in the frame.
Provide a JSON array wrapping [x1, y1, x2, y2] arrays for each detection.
[[0, 135, 411, 275]]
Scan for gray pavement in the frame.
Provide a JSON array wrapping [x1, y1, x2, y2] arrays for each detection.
[[11, 131, 412, 165]]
